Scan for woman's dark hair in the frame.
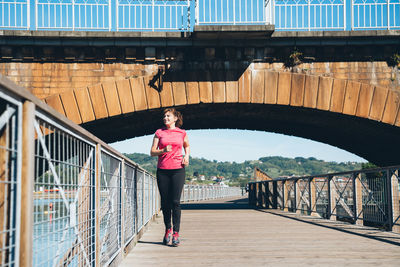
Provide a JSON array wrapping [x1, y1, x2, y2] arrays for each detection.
[[164, 108, 183, 128]]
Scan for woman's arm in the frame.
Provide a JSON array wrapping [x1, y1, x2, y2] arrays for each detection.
[[182, 135, 190, 166], [150, 134, 171, 157]]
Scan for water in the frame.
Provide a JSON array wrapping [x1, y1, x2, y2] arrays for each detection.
[[33, 198, 83, 267]]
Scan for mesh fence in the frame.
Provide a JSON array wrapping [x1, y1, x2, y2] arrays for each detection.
[[123, 163, 136, 245], [0, 94, 20, 267], [99, 150, 121, 266], [33, 115, 96, 267]]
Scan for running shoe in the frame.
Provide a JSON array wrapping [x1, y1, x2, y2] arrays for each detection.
[[163, 228, 173, 245], [172, 231, 180, 247]]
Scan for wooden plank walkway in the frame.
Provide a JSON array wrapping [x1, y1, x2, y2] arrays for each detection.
[[121, 197, 400, 266]]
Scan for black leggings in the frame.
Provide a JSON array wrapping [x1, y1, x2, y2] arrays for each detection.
[[156, 168, 185, 232]]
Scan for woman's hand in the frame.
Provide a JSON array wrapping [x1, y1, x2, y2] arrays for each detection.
[[163, 145, 172, 153], [182, 155, 189, 166]]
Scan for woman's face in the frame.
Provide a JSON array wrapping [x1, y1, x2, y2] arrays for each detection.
[[163, 111, 177, 127]]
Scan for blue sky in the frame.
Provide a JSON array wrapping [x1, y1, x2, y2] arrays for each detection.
[[110, 129, 367, 163]]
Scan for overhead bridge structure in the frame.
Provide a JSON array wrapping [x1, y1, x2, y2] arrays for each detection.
[[44, 70, 400, 166]]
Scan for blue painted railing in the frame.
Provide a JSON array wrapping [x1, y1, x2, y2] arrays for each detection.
[[0, 0, 399, 31]]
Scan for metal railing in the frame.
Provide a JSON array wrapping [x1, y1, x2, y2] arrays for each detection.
[[117, 0, 191, 31], [0, 75, 160, 266], [0, 78, 22, 267], [195, 0, 266, 25], [1, 0, 399, 31], [249, 166, 400, 233], [0, 75, 244, 266], [352, 0, 400, 30], [272, 0, 346, 31], [181, 184, 243, 202]]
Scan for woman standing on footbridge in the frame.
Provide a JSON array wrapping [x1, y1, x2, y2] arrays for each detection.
[[150, 108, 190, 246]]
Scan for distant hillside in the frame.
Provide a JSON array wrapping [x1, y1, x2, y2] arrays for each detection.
[[124, 153, 363, 181]]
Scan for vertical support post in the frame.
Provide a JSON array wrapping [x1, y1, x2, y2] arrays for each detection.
[[95, 144, 101, 267], [77, 143, 92, 265], [272, 181, 278, 209], [328, 176, 337, 220], [354, 173, 363, 225], [27, 0, 30, 29], [343, 0, 346, 30], [350, 0, 353, 30], [20, 101, 35, 267], [195, 0, 199, 25], [386, 169, 393, 231], [109, 0, 112, 31], [134, 167, 138, 235], [233, 0, 236, 25], [72, 0, 75, 30], [387, 0, 390, 30], [281, 181, 285, 210], [310, 177, 317, 216], [295, 179, 301, 214], [0, 111, 8, 264], [262, 181, 268, 209], [391, 170, 400, 233], [308, 0, 310, 31], [120, 160, 125, 254]]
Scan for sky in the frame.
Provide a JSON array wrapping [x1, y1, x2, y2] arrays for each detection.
[[110, 129, 367, 163]]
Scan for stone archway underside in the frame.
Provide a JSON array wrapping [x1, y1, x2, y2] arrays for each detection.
[[44, 70, 400, 166]]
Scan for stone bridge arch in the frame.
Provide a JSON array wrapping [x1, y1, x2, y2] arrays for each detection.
[[44, 70, 400, 166]]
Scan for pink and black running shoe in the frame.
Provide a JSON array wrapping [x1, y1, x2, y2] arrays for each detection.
[[163, 228, 173, 245]]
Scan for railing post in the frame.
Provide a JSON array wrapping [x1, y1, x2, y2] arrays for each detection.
[[385, 169, 393, 231], [295, 179, 300, 214], [328, 176, 337, 220], [233, 0, 236, 25], [307, 0, 311, 31], [281, 181, 285, 210], [349, 0, 353, 30], [134, 167, 138, 234], [343, 0, 346, 30], [354, 173, 363, 225], [387, 0, 390, 30], [272, 181, 278, 209], [72, 0, 75, 30], [120, 160, 126, 255], [20, 101, 35, 267], [95, 144, 101, 267], [109, 0, 113, 31], [194, 0, 199, 25], [391, 170, 400, 233]]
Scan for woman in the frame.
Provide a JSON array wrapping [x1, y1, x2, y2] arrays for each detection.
[[150, 108, 190, 246]]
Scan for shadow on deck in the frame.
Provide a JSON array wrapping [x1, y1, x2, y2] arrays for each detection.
[[181, 196, 250, 210]]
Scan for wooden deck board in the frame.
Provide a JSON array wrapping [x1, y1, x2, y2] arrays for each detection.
[[121, 197, 400, 266]]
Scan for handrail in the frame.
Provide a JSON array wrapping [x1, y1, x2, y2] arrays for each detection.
[[0, 0, 399, 31], [248, 165, 400, 233]]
